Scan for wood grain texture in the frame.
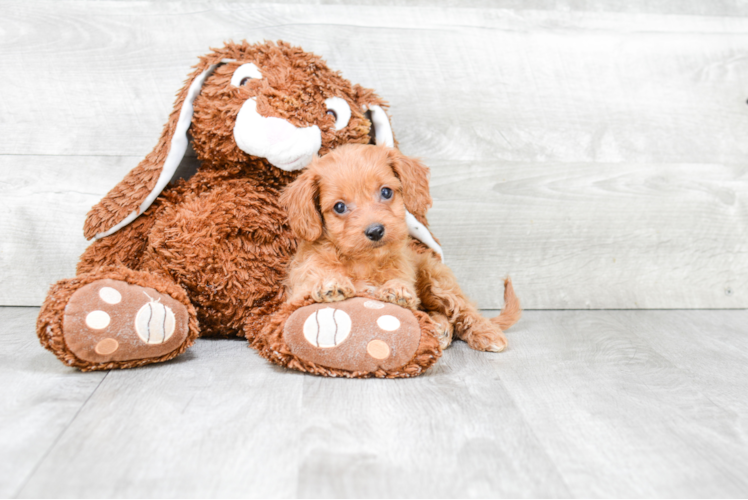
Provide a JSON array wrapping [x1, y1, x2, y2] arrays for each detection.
[[485, 308, 748, 497], [0, 155, 136, 306], [0, 307, 106, 498], [82, 0, 748, 15], [15, 337, 306, 498], [429, 160, 748, 309], [3, 2, 748, 160], [295, 352, 570, 498], [3, 155, 745, 308], [7, 306, 748, 498], [2, 1, 747, 308]]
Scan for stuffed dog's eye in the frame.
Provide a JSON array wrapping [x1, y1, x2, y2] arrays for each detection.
[[230, 63, 263, 87], [324, 97, 351, 131], [380, 187, 393, 200], [333, 202, 347, 214]]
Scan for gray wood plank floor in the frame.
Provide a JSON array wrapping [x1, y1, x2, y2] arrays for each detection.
[[3, 307, 747, 498]]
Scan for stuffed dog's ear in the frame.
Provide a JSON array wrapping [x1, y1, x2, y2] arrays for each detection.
[[353, 85, 397, 149], [364, 104, 395, 148], [386, 148, 432, 219], [82, 57, 227, 240], [279, 168, 323, 242]]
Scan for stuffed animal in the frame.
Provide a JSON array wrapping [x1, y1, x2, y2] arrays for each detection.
[[36, 40, 445, 377]]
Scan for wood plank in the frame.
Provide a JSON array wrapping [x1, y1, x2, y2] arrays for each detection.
[[488, 309, 748, 497], [295, 350, 570, 498], [0, 307, 106, 498], [0, 155, 134, 306], [79, 0, 748, 16], [11, 307, 748, 497], [625, 309, 748, 421], [429, 160, 748, 309], [17, 337, 305, 498], [3, 2, 748, 161], [3, 156, 745, 309]]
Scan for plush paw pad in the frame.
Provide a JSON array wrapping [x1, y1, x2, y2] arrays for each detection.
[[283, 297, 422, 372], [62, 279, 189, 363], [134, 297, 177, 344], [302, 307, 352, 347]]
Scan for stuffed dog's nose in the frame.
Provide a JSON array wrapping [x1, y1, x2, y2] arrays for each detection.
[[365, 224, 385, 241]]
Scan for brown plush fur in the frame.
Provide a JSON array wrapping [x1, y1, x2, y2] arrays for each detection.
[[74, 41, 404, 340], [82, 41, 391, 240], [281, 144, 521, 352]]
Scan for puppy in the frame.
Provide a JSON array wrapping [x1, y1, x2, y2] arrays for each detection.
[[280, 144, 521, 352]]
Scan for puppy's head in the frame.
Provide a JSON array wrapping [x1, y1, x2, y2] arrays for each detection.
[[280, 144, 431, 257]]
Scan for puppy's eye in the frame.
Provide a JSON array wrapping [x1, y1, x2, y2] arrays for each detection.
[[239, 77, 252, 86], [326, 109, 338, 120], [380, 187, 393, 200], [333, 202, 347, 214]]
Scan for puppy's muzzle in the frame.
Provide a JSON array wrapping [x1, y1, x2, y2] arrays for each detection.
[[365, 224, 385, 242]]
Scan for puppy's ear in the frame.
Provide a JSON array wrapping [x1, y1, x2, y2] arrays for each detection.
[[386, 148, 432, 218], [280, 169, 323, 241]]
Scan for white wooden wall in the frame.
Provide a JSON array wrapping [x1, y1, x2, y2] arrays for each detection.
[[1, 1, 747, 309]]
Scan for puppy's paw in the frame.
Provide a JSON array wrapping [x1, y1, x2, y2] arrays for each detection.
[[464, 321, 508, 353], [429, 312, 454, 350], [312, 277, 356, 303], [375, 280, 420, 310]]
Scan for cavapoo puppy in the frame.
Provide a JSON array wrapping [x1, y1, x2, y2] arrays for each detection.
[[280, 144, 520, 352]]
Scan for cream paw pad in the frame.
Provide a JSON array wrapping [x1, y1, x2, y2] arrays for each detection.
[[283, 297, 421, 372], [62, 279, 189, 363]]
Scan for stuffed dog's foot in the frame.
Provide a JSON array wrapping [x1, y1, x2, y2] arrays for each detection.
[[460, 317, 508, 353], [312, 277, 356, 303], [278, 297, 441, 376], [37, 272, 197, 371], [375, 280, 419, 310]]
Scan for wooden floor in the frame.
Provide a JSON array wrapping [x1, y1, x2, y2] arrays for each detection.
[[3, 307, 747, 498]]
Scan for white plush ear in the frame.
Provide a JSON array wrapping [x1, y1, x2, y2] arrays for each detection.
[[406, 212, 444, 262], [365, 105, 395, 147], [91, 63, 222, 240]]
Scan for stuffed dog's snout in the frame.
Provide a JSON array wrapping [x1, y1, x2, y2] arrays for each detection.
[[364, 223, 385, 242], [234, 98, 322, 172]]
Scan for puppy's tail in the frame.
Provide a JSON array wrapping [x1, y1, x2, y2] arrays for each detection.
[[490, 277, 522, 331]]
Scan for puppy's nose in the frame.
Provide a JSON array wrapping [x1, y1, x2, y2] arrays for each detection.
[[365, 224, 385, 241]]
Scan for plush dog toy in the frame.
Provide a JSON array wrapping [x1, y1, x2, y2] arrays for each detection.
[[36, 40, 445, 377]]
